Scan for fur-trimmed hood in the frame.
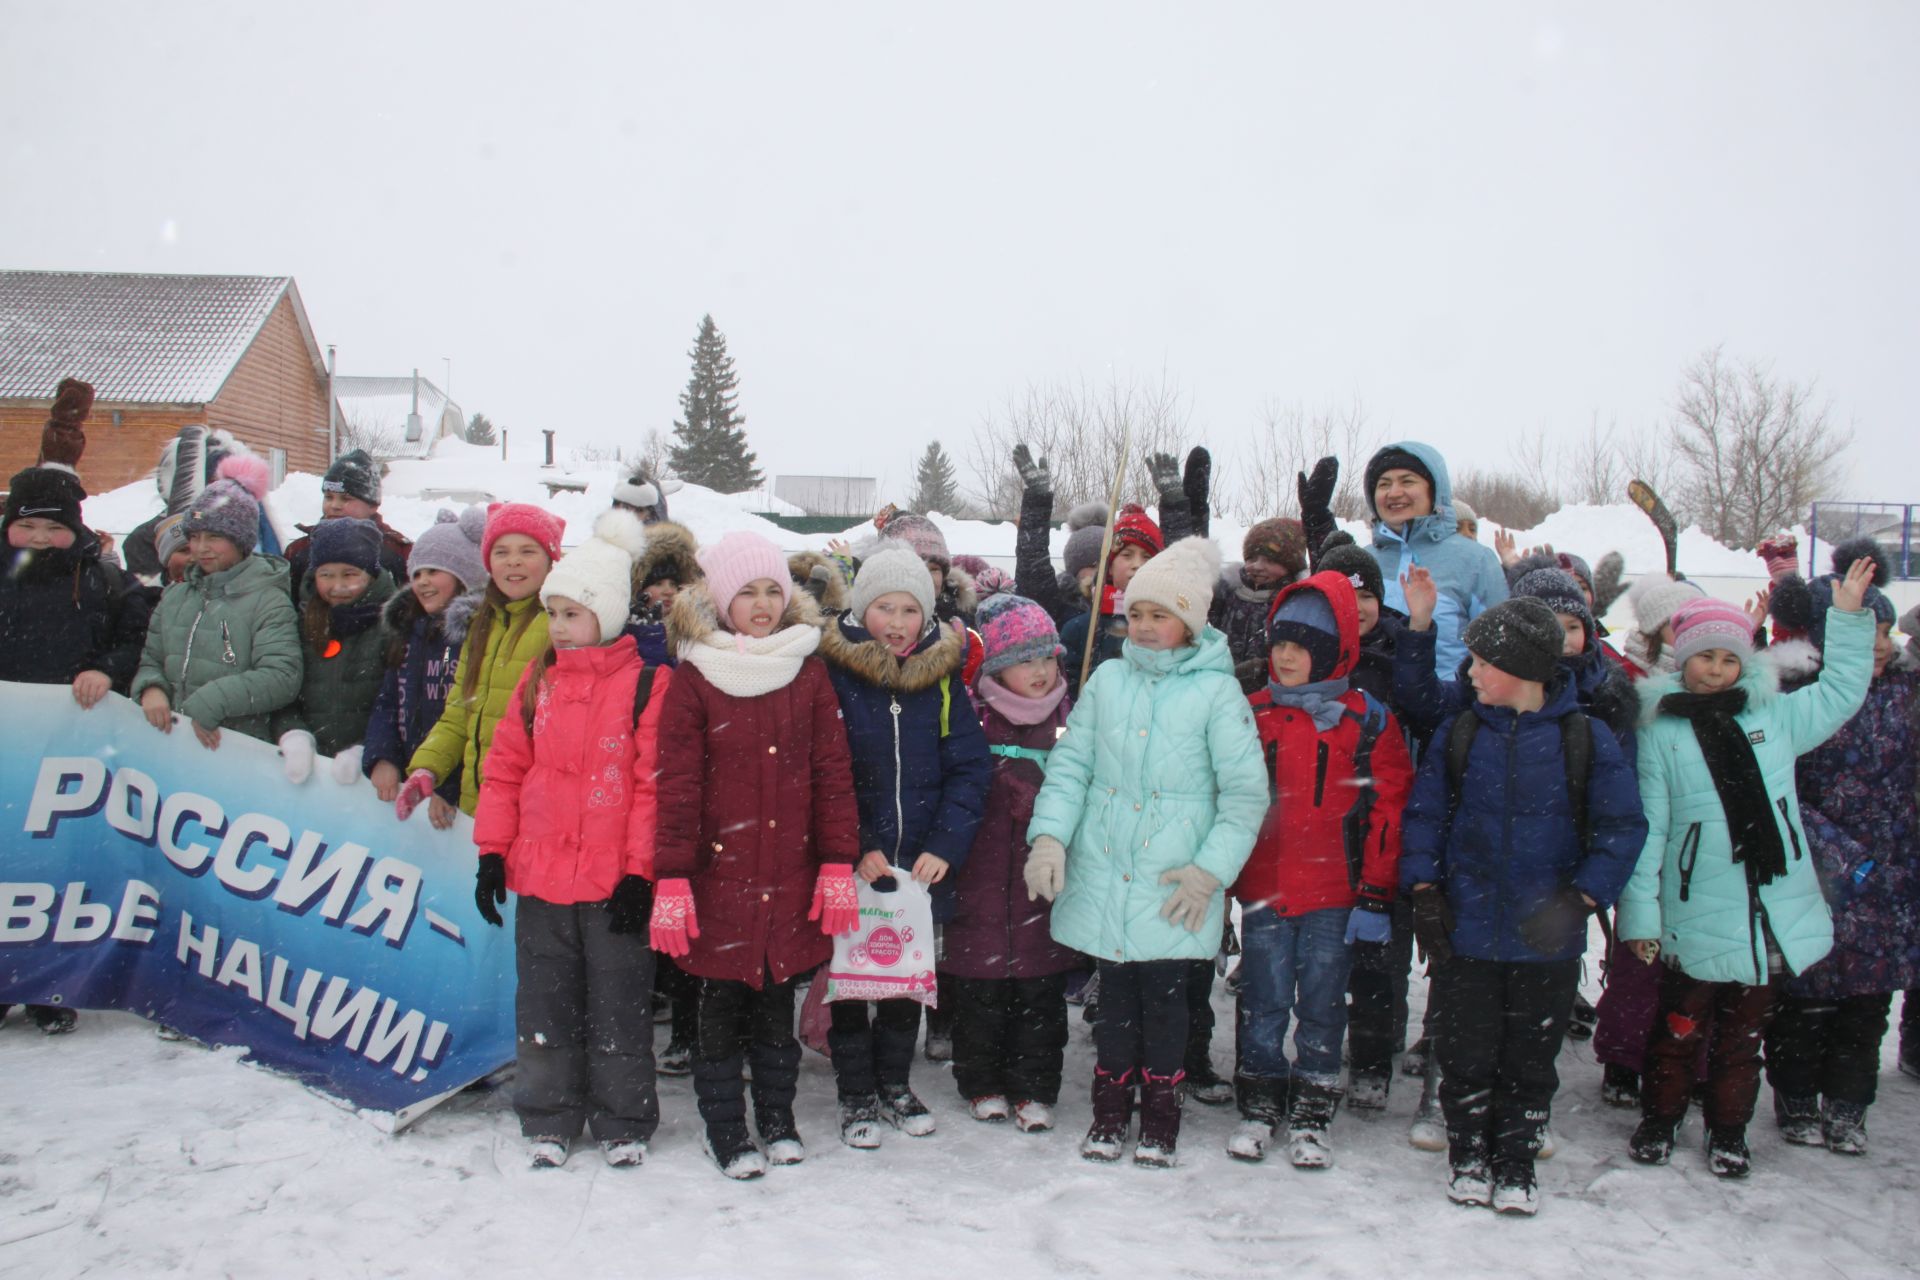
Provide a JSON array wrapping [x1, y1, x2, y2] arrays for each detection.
[[667, 578, 825, 651], [942, 563, 979, 618], [788, 549, 850, 612], [630, 520, 701, 589], [818, 611, 966, 692], [435, 588, 490, 648], [382, 585, 486, 647]]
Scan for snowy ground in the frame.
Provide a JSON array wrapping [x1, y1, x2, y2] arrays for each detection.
[[5, 959, 1916, 1280]]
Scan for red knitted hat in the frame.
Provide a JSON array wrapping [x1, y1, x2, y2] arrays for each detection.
[[1110, 504, 1164, 562], [482, 502, 565, 566]]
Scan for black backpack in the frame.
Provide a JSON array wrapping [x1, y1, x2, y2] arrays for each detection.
[[1442, 708, 1594, 845]]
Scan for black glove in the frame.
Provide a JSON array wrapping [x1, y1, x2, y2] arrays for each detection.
[[1518, 886, 1594, 956], [1183, 447, 1212, 538], [607, 874, 654, 936], [1297, 456, 1338, 517], [1409, 885, 1455, 968], [1146, 451, 1183, 500], [475, 853, 508, 928], [1011, 443, 1051, 494]]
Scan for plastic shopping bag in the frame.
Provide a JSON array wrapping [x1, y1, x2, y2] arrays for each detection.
[[822, 869, 938, 1007]]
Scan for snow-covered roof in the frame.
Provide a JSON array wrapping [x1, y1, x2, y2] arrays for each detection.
[[332, 374, 464, 460], [0, 270, 324, 403]]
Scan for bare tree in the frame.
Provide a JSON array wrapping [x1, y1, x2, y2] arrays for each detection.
[[566, 441, 627, 468], [966, 371, 1192, 519], [1224, 395, 1381, 522], [1667, 347, 1850, 550], [339, 410, 404, 460]]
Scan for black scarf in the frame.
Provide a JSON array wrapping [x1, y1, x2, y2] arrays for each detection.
[[1658, 686, 1787, 887]]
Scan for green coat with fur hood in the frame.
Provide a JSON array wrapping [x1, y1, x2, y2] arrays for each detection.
[[131, 553, 303, 741], [1027, 625, 1268, 963], [407, 592, 550, 815], [1618, 606, 1874, 985], [270, 570, 398, 755]]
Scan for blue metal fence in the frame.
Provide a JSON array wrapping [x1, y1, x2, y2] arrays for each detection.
[[1809, 502, 1919, 580]]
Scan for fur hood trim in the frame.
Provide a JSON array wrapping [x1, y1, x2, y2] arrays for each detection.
[[944, 563, 978, 616], [818, 614, 967, 692], [788, 549, 850, 612], [1635, 650, 1787, 726], [631, 520, 701, 587], [437, 589, 489, 647], [668, 579, 824, 651]]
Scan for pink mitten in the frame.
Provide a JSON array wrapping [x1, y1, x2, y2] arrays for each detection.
[[394, 769, 437, 821], [649, 878, 699, 957], [1757, 534, 1799, 582], [808, 863, 860, 936]]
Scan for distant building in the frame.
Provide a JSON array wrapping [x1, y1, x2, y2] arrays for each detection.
[[0, 270, 331, 492], [333, 373, 464, 461], [775, 474, 877, 517]]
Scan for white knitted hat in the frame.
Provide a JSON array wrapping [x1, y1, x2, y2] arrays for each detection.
[[1121, 536, 1222, 641], [541, 507, 648, 643], [850, 544, 937, 624]]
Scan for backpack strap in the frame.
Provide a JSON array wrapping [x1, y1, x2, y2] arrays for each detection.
[[989, 743, 1051, 771], [1342, 691, 1392, 895], [631, 664, 658, 730], [1443, 709, 1479, 811], [1562, 711, 1593, 848]]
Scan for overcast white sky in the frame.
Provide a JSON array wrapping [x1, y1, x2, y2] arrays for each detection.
[[3, 2, 1914, 506]]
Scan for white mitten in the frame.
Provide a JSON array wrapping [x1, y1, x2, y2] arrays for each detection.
[[330, 744, 364, 786], [279, 730, 317, 784], [1024, 835, 1067, 903]]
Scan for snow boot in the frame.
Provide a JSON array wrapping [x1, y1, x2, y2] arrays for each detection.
[[879, 1086, 936, 1136], [1899, 1038, 1919, 1081], [658, 1035, 694, 1077], [1080, 1067, 1133, 1162], [755, 1107, 806, 1166], [1401, 1035, 1432, 1077], [1446, 1128, 1492, 1208], [839, 1095, 884, 1150], [1492, 1161, 1541, 1216], [1012, 1100, 1054, 1133], [1566, 992, 1597, 1042], [1601, 1064, 1641, 1108], [600, 1139, 647, 1167], [969, 1094, 1011, 1123], [528, 1137, 570, 1169], [1346, 1071, 1389, 1114], [29, 1006, 77, 1035], [1628, 1116, 1677, 1165], [1183, 1052, 1234, 1107], [1409, 1061, 1446, 1152], [1706, 1125, 1751, 1179], [704, 1124, 768, 1180], [1773, 1091, 1823, 1146], [1823, 1100, 1868, 1156], [1133, 1070, 1183, 1167], [1286, 1081, 1339, 1170], [1227, 1073, 1287, 1162]]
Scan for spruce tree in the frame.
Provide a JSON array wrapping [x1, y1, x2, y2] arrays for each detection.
[[910, 440, 964, 515], [667, 315, 762, 492], [465, 412, 496, 446]]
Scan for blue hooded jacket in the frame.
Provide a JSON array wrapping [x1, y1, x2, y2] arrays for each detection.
[[1366, 441, 1510, 678]]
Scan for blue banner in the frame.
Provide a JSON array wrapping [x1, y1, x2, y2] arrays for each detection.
[[0, 683, 515, 1125]]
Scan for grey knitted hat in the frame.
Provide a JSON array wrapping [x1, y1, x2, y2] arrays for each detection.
[[851, 545, 937, 624], [408, 506, 489, 591], [181, 478, 260, 553]]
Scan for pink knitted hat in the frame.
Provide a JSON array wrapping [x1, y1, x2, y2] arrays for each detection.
[[482, 502, 565, 566], [698, 531, 792, 620], [977, 593, 1064, 678], [1670, 597, 1755, 667]]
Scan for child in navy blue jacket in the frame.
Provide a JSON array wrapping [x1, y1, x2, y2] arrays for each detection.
[[1399, 597, 1647, 1216], [819, 546, 992, 1147]]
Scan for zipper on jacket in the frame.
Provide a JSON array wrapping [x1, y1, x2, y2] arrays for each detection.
[[1776, 798, 1804, 862], [1313, 741, 1329, 807], [1676, 823, 1702, 902], [889, 697, 905, 860], [180, 606, 206, 702]]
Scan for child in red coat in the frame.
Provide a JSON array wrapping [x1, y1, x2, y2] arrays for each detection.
[[1229, 570, 1413, 1168], [650, 532, 862, 1180], [471, 510, 670, 1170]]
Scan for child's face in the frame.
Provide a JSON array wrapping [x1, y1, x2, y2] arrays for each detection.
[[1269, 641, 1314, 688], [1557, 612, 1587, 657], [188, 531, 244, 575], [1354, 589, 1380, 635], [642, 578, 679, 608], [1373, 469, 1433, 525], [322, 492, 378, 521], [1242, 554, 1288, 589], [7, 517, 76, 550], [924, 559, 947, 595], [1456, 517, 1479, 542], [1076, 565, 1097, 594], [410, 568, 461, 615], [1468, 654, 1542, 709], [545, 595, 601, 649], [1874, 622, 1898, 678], [490, 534, 552, 601], [315, 563, 373, 606], [164, 550, 191, 583], [1127, 601, 1189, 651], [1681, 648, 1743, 695], [727, 578, 785, 639], [863, 592, 925, 656], [996, 656, 1060, 699], [1109, 544, 1151, 592]]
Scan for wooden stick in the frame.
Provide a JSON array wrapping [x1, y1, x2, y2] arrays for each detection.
[[1079, 432, 1133, 692]]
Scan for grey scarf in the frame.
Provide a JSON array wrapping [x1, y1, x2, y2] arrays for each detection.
[[1267, 675, 1353, 731]]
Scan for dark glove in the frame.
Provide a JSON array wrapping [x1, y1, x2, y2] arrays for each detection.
[[475, 853, 508, 928], [1183, 447, 1212, 538], [1518, 886, 1594, 955], [1297, 456, 1338, 517], [1012, 443, 1051, 494], [608, 874, 654, 935], [1409, 885, 1455, 968], [1146, 451, 1183, 500]]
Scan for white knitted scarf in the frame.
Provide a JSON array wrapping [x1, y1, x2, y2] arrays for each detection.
[[682, 621, 821, 697]]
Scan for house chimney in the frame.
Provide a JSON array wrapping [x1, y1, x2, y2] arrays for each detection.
[[542, 429, 556, 468], [326, 345, 338, 461]]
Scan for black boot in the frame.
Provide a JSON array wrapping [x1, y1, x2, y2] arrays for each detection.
[[1628, 1115, 1678, 1165], [1446, 1126, 1491, 1207], [1080, 1067, 1133, 1162], [1601, 1064, 1640, 1108], [1772, 1091, 1822, 1146], [1226, 1073, 1288, 1161], [1134, 1070, 1183, 1167], [750, 1038, 805, 1165], [1706, 1125, 1751, 1178], [1286, 1081, 1340, 1170]]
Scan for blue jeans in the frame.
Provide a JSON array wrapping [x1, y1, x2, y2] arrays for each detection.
[[1237, 905, 1353, 1089]]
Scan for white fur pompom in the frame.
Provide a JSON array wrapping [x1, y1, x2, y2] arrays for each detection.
[[592, 506, 649, 560]]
